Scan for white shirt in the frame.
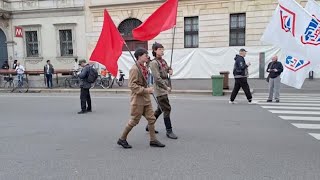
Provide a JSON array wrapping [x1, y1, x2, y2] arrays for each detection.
[[15, 65, 25, 74], [73, 62, 79, 71], [46, 64, 50, 74]]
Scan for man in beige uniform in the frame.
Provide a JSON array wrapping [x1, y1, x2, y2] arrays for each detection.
[[117, 48, 165, 149], [146, 42, 178, 139]]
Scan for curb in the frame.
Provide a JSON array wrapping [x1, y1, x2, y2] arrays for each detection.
[[0, 88, 254, 95]]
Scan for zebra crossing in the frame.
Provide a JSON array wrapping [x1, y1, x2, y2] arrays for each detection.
[[254, 93, 320, 141]]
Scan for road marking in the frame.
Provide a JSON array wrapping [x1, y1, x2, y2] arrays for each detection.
[[292, 123, 320, 129], [257, 100, 320, 103], [309, 133, 320, 140], [257, 103, 320, 107], [261, 106, 320, 110], [279, 116, 320, 121], [269, 110, 320, 115]]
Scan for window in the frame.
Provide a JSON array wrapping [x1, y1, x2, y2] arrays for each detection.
[[54, 23, 76, 58], [59, 29, 73, 56], [25, 31, 39, 57], [229, 13, 246, 46], [184, 17, 199, 48]]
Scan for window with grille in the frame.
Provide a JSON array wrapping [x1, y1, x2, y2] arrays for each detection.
[[184, 17, 199, 48], [59, 29, 73, 56], [230, 13, 246, 46], [25, 31, 39, 57]]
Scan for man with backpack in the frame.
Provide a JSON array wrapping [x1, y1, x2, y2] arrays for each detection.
[[77, 59, 98, 114]]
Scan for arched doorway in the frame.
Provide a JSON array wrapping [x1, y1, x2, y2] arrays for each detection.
[[0, 28, 8, 67], [118, 18, 148, 51]]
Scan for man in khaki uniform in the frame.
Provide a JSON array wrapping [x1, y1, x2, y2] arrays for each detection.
[[117, 48, 165, 149], [146, 42, 178, 139]]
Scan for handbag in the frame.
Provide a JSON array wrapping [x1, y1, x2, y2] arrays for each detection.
[[266, 74, 270, 83]]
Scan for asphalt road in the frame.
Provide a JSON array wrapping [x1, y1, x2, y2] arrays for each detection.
[[0, 93, 319, 180]]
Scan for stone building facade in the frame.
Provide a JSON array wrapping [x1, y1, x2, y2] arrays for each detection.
[[85, 0, 309, 56], [0, 0, 86, 70]]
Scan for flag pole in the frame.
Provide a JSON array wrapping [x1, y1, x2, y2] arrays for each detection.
[[168, 26, 176, 89], [124, 42, 163, 112]]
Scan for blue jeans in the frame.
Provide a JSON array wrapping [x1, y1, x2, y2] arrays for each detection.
[[17, 74, 23, 84]]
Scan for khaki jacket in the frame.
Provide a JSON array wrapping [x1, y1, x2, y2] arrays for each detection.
[[149, 58, 171, 97], [129, 64, 151, 105]]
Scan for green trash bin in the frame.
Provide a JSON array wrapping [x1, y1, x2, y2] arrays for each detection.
[[211, 75, 224, 96]]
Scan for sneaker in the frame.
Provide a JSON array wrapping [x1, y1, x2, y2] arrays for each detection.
[[275, 99, 280, 103], [229, 101, 237, 104], [117, 139, 132, 149], [248, 101, 257, 105], [86, 109, 92, 112], [166, 129, 178, 139], [267, 100, 272, 102]]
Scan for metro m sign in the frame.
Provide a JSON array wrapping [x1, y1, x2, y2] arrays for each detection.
[[15, 27, 23, 37]]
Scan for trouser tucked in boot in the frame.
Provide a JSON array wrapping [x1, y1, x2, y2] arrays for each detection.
[[146, 94, 173, 132], [154, 94, 172, 129], [121, 104, 157, 141]]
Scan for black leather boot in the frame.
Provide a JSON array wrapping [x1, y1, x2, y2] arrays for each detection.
[[150, 140, 165, 147], [166, 129, 178, 139]]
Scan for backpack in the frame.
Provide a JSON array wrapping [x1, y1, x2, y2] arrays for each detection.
[[87, 65, 98, 83]]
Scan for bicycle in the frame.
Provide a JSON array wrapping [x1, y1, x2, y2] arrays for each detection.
[[108, 70, 125, 88], [64, 71, 80, 88], [91, 74, 112, 89], [3, 75, 14, 90], [12, 76, 29, 93]]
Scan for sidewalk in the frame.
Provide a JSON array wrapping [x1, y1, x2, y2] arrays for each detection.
[[0, 78, 318, 95]]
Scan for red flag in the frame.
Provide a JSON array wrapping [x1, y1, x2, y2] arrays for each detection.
[[90, 9, 124, 77], [132, 0, 178, 41]]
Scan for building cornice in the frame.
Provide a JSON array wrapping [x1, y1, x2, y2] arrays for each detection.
[[11, 6, 84, 15], [11, 7, 84, 19], [89, 0, 165, 9]]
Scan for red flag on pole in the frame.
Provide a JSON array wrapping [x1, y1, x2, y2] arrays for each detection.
[[90, 9, 124, 77], [132, 0, 178, 41]]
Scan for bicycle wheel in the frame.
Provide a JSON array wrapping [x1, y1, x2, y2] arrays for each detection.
[[68, 78, 80, 88], [3, 81, 13, 89], [101, 78, 110, 88], [117, 78, 124, 87], [19, 81, 29, 93], [15, 81, 28, 93]]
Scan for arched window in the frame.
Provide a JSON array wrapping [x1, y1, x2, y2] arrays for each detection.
[[118, 18, 148, 51]]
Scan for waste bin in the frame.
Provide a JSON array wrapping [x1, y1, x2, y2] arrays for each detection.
[[219, 71, 230, 89], [211, 75, 224, 96], [309, 71, 314, 79]]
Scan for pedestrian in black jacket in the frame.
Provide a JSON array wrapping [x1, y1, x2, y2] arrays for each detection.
[[77, 59, 92, 114], [230, 49, 254, 104], [44, 60, 54, 88], [266, 56, 283, 102]]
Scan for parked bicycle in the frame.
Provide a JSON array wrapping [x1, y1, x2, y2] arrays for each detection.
[[91, 74, 112, 89], [64, 70, 80, 88], [12, 76, 29, 93], [3, 75, 14, 92], [108, 70, 125, 88]]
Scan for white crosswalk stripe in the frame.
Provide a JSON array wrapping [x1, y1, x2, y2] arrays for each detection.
[[255, 93, 320, 141]]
